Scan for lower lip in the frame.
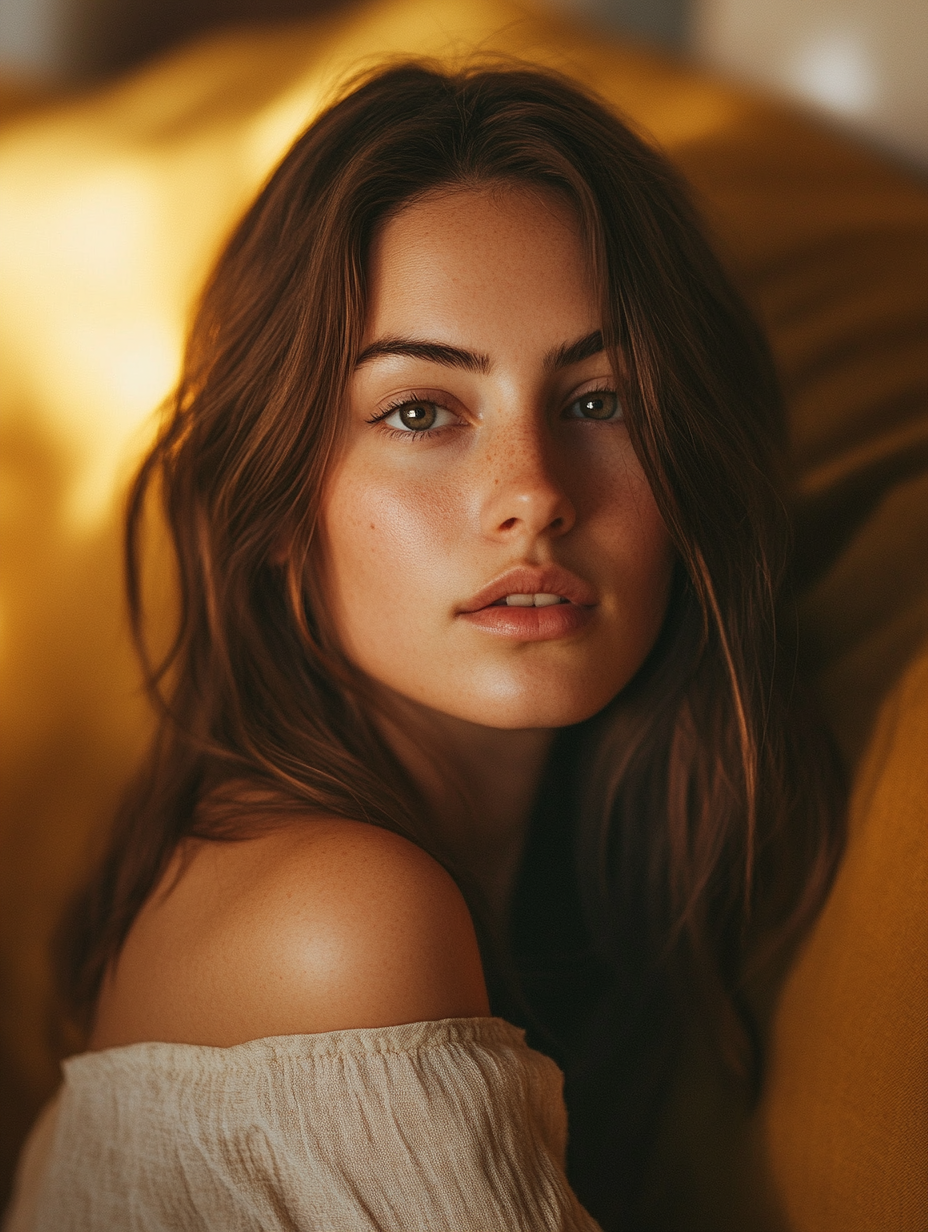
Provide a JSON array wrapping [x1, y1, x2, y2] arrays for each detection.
[[458, 603, 594, 641]]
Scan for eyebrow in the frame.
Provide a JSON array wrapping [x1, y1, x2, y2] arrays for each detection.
[[544, 330, 604, 370], [355, 339, 490, 373], [354, 330, 604, 374]]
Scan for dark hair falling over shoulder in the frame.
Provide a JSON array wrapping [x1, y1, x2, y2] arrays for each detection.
[[56, 62, 845, 1229]]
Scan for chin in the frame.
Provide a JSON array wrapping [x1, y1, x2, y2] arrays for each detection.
[[439, 671, 625, 730]]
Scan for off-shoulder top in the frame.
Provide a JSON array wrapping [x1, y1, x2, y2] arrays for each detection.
[[4, 1016, 601, 1231]]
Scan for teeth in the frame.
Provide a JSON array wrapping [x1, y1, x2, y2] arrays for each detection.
[[504, 593, 564, 607]]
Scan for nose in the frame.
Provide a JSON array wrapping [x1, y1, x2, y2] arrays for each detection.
[[479, 420, 576, 541]]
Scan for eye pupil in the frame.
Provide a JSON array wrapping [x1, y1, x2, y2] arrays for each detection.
[[575, 392, 618, 420], [399, 402, 437, 430]]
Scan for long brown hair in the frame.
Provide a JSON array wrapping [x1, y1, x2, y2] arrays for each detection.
[[58, 62, 844, 1229]]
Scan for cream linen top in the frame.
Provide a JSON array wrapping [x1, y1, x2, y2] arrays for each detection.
[[4, 1016, 601, 1232]]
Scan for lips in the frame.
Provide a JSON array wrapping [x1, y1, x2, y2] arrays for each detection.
[[458, 565, 597, 614], [457, 565, 597, 641]]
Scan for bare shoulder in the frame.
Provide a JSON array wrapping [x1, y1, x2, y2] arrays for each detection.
[[90, 820, 489, 1050]]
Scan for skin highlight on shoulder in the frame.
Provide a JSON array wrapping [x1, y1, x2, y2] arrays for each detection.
[[89, 820, 490, 1051]]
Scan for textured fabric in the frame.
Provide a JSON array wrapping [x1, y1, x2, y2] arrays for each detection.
[[4, 1016, 601, 1232], [760, 646, 928, 1232], [641, 647, 928, 1232]]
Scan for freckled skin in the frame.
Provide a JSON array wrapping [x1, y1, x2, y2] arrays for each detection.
[[89, 186, 675, 1050], [91, 825, 490, 1048], [322, 185, 675, 729]]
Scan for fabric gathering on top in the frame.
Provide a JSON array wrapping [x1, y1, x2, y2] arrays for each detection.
[[4, 1016, 602, 1232]]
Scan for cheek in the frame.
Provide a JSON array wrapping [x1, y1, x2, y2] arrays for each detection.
[[319, 458, 464, 662], [585, 455, 676, 654], [622, 469, 675, 602]]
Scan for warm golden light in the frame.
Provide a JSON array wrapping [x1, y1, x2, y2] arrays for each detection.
[[4, 3, 925, 1213], [0, 0, 747, 1121], [0, 0, 739, 535]]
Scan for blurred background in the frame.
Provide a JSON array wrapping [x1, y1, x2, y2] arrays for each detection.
[[1, 0, 926, 169]]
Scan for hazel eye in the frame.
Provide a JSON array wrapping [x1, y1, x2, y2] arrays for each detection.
[[396, 401, 436, 430], [565, 391, 621, 421], [381, 400, 458, 432]]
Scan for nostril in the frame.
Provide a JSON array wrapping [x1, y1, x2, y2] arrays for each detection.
[[500, 517, 517, 530]]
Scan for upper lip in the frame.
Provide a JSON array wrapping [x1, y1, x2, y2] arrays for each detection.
[[458, 564, 598, 613]]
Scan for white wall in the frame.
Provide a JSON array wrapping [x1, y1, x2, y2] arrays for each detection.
[[693, 0, 928, 169]]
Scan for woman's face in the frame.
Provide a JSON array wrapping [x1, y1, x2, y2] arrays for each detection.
[[320, 184, 674, 730]]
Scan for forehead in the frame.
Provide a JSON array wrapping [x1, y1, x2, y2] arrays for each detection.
[[363, 185, 599, 350]]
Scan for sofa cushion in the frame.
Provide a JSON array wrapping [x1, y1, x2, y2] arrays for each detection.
[[762, 644, 928, 1232]]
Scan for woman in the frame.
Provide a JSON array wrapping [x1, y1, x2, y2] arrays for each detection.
[[8, 62, 843, 1231]]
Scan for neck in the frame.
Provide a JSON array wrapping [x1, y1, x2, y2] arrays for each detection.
[[377, 695, 555, 924]]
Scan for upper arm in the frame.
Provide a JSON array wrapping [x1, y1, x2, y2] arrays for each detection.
[[91, 821, 490, 1048]]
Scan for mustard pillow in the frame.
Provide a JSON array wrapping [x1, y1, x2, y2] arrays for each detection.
[[762, 644, 928, 1232]]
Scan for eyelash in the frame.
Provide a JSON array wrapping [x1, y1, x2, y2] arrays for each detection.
[[367, 387, 621, 440], [367, 395, 426, 423], [365, 395, 450, 442]]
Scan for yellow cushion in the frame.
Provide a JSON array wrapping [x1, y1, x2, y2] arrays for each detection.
[[1, 0, 926, 1214], [762, 645, 928, 1232]]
